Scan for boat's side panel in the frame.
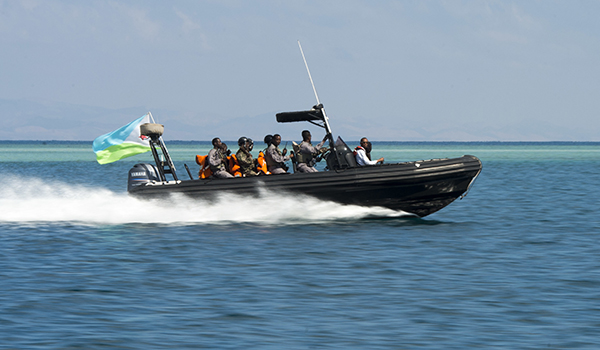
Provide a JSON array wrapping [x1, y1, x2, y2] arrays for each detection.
[[129, 155, 482, 217]]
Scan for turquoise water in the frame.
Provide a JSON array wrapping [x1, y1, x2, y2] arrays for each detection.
[[0, 141, 599, 349], [3, 140, 599, 162]]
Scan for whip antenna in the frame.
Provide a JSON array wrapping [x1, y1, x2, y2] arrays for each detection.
[[297, 41, 338, 166], [298, 41, 321, 105]]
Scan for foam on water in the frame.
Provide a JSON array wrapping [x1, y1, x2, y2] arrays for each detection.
[[0, 176, 411, 225]]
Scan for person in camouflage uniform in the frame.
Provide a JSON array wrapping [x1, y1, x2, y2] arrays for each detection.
[[236, 137, 258, 177]]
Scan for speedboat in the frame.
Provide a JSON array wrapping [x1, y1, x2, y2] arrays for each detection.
[[127, 42, 481, 217], [126, 104, 482, 217]]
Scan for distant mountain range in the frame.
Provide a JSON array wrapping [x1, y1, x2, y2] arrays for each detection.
[[0, 99, 596, 141]]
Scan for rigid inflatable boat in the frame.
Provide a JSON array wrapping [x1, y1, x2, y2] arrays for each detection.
[[127, 105, 482, 217]]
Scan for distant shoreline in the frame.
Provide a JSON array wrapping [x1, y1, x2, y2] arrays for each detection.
[[1, 140, 599, 145]]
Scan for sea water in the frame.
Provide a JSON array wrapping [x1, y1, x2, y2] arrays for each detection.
[[0, 141, 599, 349]]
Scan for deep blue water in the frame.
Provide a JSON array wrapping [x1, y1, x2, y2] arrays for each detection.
[[1, 142, 599, 349]]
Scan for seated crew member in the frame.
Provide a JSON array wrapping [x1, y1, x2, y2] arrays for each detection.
[[297, 130, 328, 173], [265, 134, 294, 174], [263, 134, 273, 148], [255, 135, 273, 175], [236, 136, 258, 177], [354, 137, 384, 166], [221, 142, 232, 172], [208, 137, 234, 178], [365, 141, 373, 161]]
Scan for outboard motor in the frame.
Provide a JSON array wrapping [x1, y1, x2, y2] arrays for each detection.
[[326, 136, 357, 170], [128, 163, 160, 192]]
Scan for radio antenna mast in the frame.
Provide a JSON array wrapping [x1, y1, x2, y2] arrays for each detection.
[[297, 41, 333, 137], [298, 41, 321, 105]]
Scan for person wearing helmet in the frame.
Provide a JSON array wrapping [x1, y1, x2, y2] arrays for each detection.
[[236, 136, 258, 177], [263, 134, 273, 147], [297, 130, 329, 173]]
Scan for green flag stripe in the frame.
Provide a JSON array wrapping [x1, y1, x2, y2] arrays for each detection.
[[95, 143, 151, 164]]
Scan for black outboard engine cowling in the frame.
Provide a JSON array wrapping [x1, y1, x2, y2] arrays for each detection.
[[128, 163, 160, 192]]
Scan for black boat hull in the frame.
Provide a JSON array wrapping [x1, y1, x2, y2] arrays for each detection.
[[128, 155, 482, 217]]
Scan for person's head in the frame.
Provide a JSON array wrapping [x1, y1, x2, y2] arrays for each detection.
[[238, 136, 249, 148], [221, 142, 228, 151], [238, 136, 254, 151], [272, 134, 282, 146], [360, 137, 369, 147], [301, 130, 311, 142], [264, 134, 273, 146], [365, 141, 372, 153], [212, 137, 222, 148]]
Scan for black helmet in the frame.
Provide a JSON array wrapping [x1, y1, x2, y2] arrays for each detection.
[[264, 134, 273, 145], [238, 136, 249, 147]]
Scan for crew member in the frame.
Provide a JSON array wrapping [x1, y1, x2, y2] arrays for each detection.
[[354, 137, 384, 166], [208, 137, 234, 178], [297, 130, 328, 173], [364, 141, 373, 161], [236, 137, 258, 177], [265, 134, 293, 174]]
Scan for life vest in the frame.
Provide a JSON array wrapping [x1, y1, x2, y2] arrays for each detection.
[[297, 141, 316, 164], [195, 155, 213, 179], [227, 154, 243, 177], [256, 151, 270, 175], [294, 141, 304, 164], [353, 146, 365, 157]]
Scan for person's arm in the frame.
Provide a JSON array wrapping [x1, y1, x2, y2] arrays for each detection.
[[315, 137, 327, 151], [300, 142, 317, 156], [356, 149, 381, 166], [267, 147, 289, 163]]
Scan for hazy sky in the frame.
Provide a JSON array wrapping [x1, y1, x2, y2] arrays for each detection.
[[1, 0, 600, 141]]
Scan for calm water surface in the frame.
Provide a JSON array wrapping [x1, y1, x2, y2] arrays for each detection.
[[1, 141, 599, 349]]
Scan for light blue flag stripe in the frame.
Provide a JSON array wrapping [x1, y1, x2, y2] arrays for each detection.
[[92, 114, 148, 153]]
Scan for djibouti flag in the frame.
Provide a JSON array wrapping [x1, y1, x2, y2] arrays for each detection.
[[93, 113, 151, 164]]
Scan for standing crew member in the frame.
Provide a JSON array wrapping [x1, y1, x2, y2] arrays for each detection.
[[236, 137, 258, 177], [208, 137, 234, 178], [265, 134, 293, 174], [297, 130, 328, 173]]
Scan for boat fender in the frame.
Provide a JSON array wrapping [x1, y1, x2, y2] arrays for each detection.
[[128, 163, 160, 192]]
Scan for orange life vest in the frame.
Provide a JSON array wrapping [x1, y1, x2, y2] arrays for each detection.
[[227, 154, 242, 177], [256, 151, 270, 175], [195, 155, 213, 179]]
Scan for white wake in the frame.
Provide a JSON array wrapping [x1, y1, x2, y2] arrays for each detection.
[[0, 176, 411, 225]]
